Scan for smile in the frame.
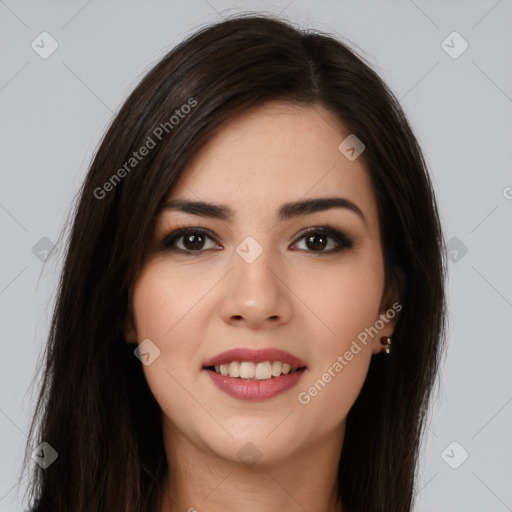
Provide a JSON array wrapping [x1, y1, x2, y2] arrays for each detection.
[[202, 347, 308, 400]]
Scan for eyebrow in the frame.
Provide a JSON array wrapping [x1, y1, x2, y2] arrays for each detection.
[[160, 196, 366, 225]]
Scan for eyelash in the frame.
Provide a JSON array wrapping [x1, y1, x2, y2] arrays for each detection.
[[159, 225, 354, 256]]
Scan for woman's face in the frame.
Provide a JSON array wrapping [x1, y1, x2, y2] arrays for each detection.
[[125, 100, 399, 467]]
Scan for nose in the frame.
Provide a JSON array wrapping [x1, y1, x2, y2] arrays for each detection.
[[219, 240, 294, 330]]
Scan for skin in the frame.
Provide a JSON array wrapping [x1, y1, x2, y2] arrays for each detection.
[[124, 100, 400, 512]]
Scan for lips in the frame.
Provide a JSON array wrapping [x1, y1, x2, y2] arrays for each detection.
[[202, 347, 308, 401], [202, 347, 308, 369]]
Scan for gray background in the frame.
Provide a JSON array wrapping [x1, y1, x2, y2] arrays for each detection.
[[1, 1, 511, 510]]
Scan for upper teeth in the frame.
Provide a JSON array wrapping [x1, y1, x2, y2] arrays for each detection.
[[214, 361, 298, 380]]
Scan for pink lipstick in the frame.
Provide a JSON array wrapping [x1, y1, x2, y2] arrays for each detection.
[[202, 347, 307, 401]]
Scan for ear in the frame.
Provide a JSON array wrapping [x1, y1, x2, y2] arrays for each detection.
[[371, 266, 405, 355]]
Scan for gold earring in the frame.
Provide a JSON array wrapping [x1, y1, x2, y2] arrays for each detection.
[[380, 336, 392, 354]]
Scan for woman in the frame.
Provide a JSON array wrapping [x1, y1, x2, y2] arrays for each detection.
[[21, 13, 446, 512]]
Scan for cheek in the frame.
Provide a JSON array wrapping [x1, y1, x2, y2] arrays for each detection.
[[295, 250, 383, 425], [130, 262, 207, 407], [131, 259, 213, 340], [298, 249, 385, 342]]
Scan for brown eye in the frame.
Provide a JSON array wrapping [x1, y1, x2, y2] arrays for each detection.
[[304, 233, 328, 251], [292, 226, 354, 254], [160, 228, 221, 254], [182, 232, 206, 250]]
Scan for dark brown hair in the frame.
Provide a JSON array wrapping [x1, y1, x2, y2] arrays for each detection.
[[21, 12, 446, 512]]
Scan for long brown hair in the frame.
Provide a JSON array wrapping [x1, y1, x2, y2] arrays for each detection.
[[21, 13, 446, 512]]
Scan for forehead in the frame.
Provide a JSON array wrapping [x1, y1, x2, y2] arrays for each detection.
[[167, 101, 377, 225]]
